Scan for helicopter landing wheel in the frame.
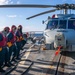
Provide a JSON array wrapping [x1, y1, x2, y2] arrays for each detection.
[[45, 43, 55, 50], [50, 43, 55, 50]]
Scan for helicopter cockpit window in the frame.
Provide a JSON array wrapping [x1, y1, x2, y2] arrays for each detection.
[[46, 20, 58, 29], [58, 20, 66, 29], [68, 20, 75, 29]]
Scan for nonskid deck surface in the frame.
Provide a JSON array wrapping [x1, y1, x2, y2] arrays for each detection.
[[0, 44, 32, 75], [0, 44, 75, 75]]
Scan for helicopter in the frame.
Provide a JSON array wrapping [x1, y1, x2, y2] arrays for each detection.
[[26, 3, 75, 51], [0, 3, 75, 51]]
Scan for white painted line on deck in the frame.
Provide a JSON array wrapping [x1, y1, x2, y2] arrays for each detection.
[[10, 44, 35, 75], [19, 44, 34, 65], [35, 64, 56, 69]]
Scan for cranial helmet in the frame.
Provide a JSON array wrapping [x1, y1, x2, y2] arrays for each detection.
[[4, 27, 10, 32], [18, 25, 22, 29], [11, 25, 16, 30]]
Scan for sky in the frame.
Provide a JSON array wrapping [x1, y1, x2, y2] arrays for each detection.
[[0, 0, 75, 32]]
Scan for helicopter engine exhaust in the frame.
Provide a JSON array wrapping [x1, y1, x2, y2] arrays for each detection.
[[54, 33, 66, 49]]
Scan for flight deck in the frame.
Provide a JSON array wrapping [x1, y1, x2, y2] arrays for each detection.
[[0, 42, 75, 75]]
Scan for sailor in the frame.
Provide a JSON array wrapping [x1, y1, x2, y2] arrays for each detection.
[[15, 25, 22, 60], [0, 32, 6, 72], [10, 25, 17, 62], [26, 32, 29, 38], [23, 33, 28, 44], [18, 25, 26, 49], [5, 27, 14, 65], [2, 27, 11, 67]]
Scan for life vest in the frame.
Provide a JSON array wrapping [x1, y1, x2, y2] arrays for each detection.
[[16, 30, 21, 42], [19, 32, 24, 41], [0, 32, 7, 47], [11, 31, 16, 43], [15, 30, 23, 42], [6, 31, 14, 47]]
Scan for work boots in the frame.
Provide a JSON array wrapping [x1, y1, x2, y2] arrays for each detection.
[[9, 62, 14, 66], [4, 62, 11, 67], [0, 67, 5, 72], [4, 63, 11, 67], [12, 58, 17, 62]]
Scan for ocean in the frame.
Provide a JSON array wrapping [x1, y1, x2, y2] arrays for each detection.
[[31, 33, 43, 37], [24, 31, 43, 38]]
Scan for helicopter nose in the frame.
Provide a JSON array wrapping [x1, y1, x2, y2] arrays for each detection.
[[54, 33, 66, 49]]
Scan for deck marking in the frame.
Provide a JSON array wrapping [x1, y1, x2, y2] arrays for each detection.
[[18, 44, 34, 66]]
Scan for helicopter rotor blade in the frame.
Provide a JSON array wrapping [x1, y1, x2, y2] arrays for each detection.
[[0, 4, 56, 8], [26, 8, 58, 20]]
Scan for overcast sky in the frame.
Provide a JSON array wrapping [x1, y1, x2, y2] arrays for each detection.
[[0, 0, 75, 32]]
